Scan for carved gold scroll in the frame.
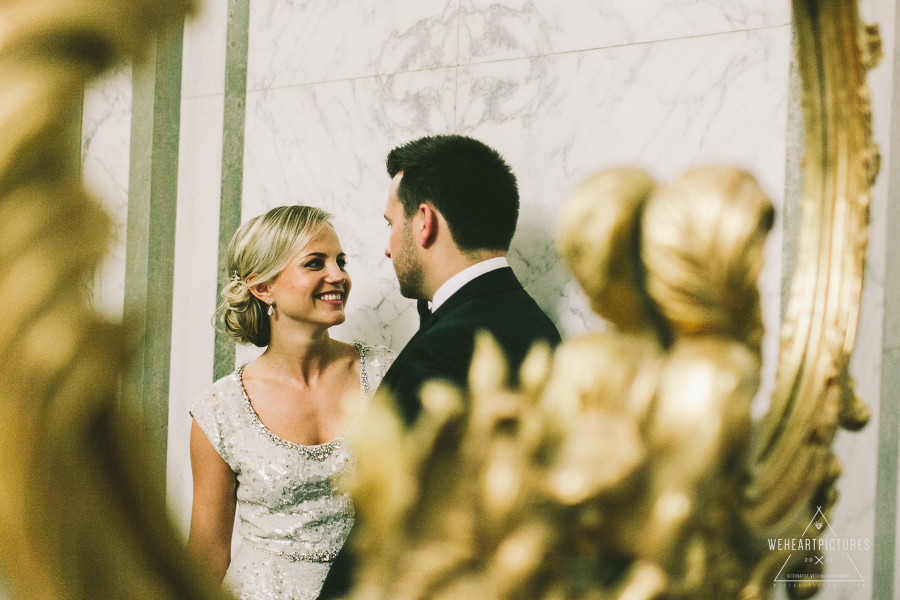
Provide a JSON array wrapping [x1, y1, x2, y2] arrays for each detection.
[[741, 0, 881, 594]]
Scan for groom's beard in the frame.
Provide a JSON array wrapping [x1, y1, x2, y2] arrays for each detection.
[[394, 226, 427, 300]]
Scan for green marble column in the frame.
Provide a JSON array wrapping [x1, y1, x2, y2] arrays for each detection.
[[123, 22, 185, 490], [213, 0, 251, 381], [874, 4, 900, 595]]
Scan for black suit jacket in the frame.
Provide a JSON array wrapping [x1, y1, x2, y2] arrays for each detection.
[[317, 267, 560, 599], [382, 266, 561, 424]]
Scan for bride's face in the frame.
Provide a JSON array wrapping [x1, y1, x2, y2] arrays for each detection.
[[268, 226, 351, 329]]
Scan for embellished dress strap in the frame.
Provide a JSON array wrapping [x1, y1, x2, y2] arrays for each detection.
[[352, 340, 373, 406]]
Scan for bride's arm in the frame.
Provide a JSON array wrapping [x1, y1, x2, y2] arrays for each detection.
[[186, 418, 237, 584]]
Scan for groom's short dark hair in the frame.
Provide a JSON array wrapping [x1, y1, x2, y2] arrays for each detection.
[[386, 134, 519, 252]]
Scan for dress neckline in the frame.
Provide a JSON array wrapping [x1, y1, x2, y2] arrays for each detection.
[[235, 341, 369, 461]]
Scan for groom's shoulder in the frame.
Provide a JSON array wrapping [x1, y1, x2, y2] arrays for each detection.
[[432, 280, 560, 345]]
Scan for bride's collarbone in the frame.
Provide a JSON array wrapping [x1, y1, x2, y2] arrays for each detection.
[[242, 364, 361, 446]]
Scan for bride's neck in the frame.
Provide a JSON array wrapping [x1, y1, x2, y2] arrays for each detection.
[[259, 327, 335, 384]]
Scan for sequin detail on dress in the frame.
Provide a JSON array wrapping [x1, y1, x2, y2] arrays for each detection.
[[236, 342, 370, 461], [245, 544, 340, 563], [190, 342, 395, 600]]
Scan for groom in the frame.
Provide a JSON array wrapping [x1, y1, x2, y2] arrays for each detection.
[[317, 134, 561, 598], [378, 134, 561, 423]]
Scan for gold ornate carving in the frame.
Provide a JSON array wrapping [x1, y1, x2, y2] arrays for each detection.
[[0, 0, 219, 599], [741, 0, 880, 595]]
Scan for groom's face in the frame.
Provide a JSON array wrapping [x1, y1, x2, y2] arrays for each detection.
[[384, 173, 427, 299]]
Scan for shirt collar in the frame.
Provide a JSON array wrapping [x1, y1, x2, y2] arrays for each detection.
[[430, 257, 509, 313]]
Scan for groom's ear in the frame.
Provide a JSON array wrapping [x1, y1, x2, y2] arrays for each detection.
[[416, 203, 438, 248]]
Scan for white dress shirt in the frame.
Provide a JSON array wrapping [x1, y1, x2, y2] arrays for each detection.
[[430, 257, 509, 313]]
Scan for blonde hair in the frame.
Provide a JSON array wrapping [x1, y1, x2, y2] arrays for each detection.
[[215, 205, 334, 346]]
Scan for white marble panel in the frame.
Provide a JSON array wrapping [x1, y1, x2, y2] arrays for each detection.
[[457, 26, 790, 343], [247, 0, 459, 91], [181, 0, 228, 98], [81, 62, 132, 322], [460, 0, 791, 65], [165, 0, 230, 536], [166, 93, 225, 537], [241, 67, 458, 355]]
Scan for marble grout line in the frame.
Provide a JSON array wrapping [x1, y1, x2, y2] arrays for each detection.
[[181, 91, 226, 101], [875, 351, 900, 598], [457, 22, 793, 67], [246, 65, 454, 95], [244, 22, 793, 95]]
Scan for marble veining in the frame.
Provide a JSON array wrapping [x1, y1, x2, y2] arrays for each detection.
[[459, 0, 792, 65], [241, 68, 458, 354], [81, 62, 132, 321], [456, 27, 790, 342], [247, 0, 460, 92]]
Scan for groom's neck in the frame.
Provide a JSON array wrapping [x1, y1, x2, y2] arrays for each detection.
[[421, 247, 507, 300]]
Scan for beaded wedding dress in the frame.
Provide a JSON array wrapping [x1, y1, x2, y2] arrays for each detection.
[[191, 342, 394, 600]]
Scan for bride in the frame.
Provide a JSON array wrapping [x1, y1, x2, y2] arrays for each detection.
[[186, 205, 394, 599]]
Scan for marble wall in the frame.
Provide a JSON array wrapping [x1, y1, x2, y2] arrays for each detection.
[[239, 0, 792, 357], [78, 0, 899, 597], [166, 0, 228, 539], [81, 64, 132, 321]]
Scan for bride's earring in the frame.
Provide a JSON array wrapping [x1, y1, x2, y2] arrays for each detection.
[[267, 301, 275, 317]]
